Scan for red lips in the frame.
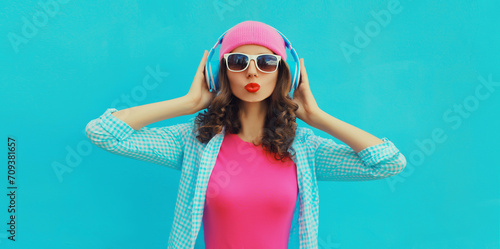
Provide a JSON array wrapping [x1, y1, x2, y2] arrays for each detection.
[[245, 83, 260, 93]]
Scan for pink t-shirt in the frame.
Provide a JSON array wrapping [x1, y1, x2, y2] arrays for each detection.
[[203, 131, 298, 248]]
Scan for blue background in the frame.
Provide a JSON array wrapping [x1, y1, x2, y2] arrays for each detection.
[[1, 0, 499, 248]]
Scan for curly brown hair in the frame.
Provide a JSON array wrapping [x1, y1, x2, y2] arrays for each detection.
[[193, 58, 298, 162]]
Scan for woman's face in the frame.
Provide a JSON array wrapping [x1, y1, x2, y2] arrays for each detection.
[[226, 44, 279, 103]]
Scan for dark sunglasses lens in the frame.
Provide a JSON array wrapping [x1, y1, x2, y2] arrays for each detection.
[[257, 55, 279, 72], [227, 54, 248, 71]]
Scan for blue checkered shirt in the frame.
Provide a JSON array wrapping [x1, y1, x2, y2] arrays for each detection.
[[85, 108, 406, 248]]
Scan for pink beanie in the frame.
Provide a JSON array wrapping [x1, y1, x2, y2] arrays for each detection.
[[219, 20, 287, 61]]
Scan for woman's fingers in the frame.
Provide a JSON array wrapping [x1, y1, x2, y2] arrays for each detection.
[[195, 51, 207, 85], [198, 50, 208, 73], [299, 58, 308, 85]]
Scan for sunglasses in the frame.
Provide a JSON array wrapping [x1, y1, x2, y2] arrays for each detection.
[[223, 53, 281, 73]]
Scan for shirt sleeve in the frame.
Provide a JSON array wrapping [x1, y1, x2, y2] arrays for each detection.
[[85, 108, 192, 171], [300, 127, 407, 181]]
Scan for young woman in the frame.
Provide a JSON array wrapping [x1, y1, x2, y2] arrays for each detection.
[[85, 20, 406, 249]]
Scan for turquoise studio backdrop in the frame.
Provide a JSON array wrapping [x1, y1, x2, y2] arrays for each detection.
[[1, 0, 499, 248]]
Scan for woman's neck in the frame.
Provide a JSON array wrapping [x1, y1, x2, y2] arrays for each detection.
[[237, 100, 267, 142]]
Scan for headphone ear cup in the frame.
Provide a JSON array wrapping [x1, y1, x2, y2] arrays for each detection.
[[286, 58, 299, 93], [208, 60, 220, 92], [204, 63, 210, 91], [294, 60, 300, 92]]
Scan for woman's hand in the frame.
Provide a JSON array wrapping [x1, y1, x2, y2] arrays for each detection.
[[292, 58, 322, 125], [185, 50, 217, 113]]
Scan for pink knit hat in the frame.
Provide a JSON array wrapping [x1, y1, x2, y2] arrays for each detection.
[[219, 20, 287, 61]]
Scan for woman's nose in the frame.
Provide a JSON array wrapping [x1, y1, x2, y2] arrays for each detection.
[[247, 59, 258, 75]]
